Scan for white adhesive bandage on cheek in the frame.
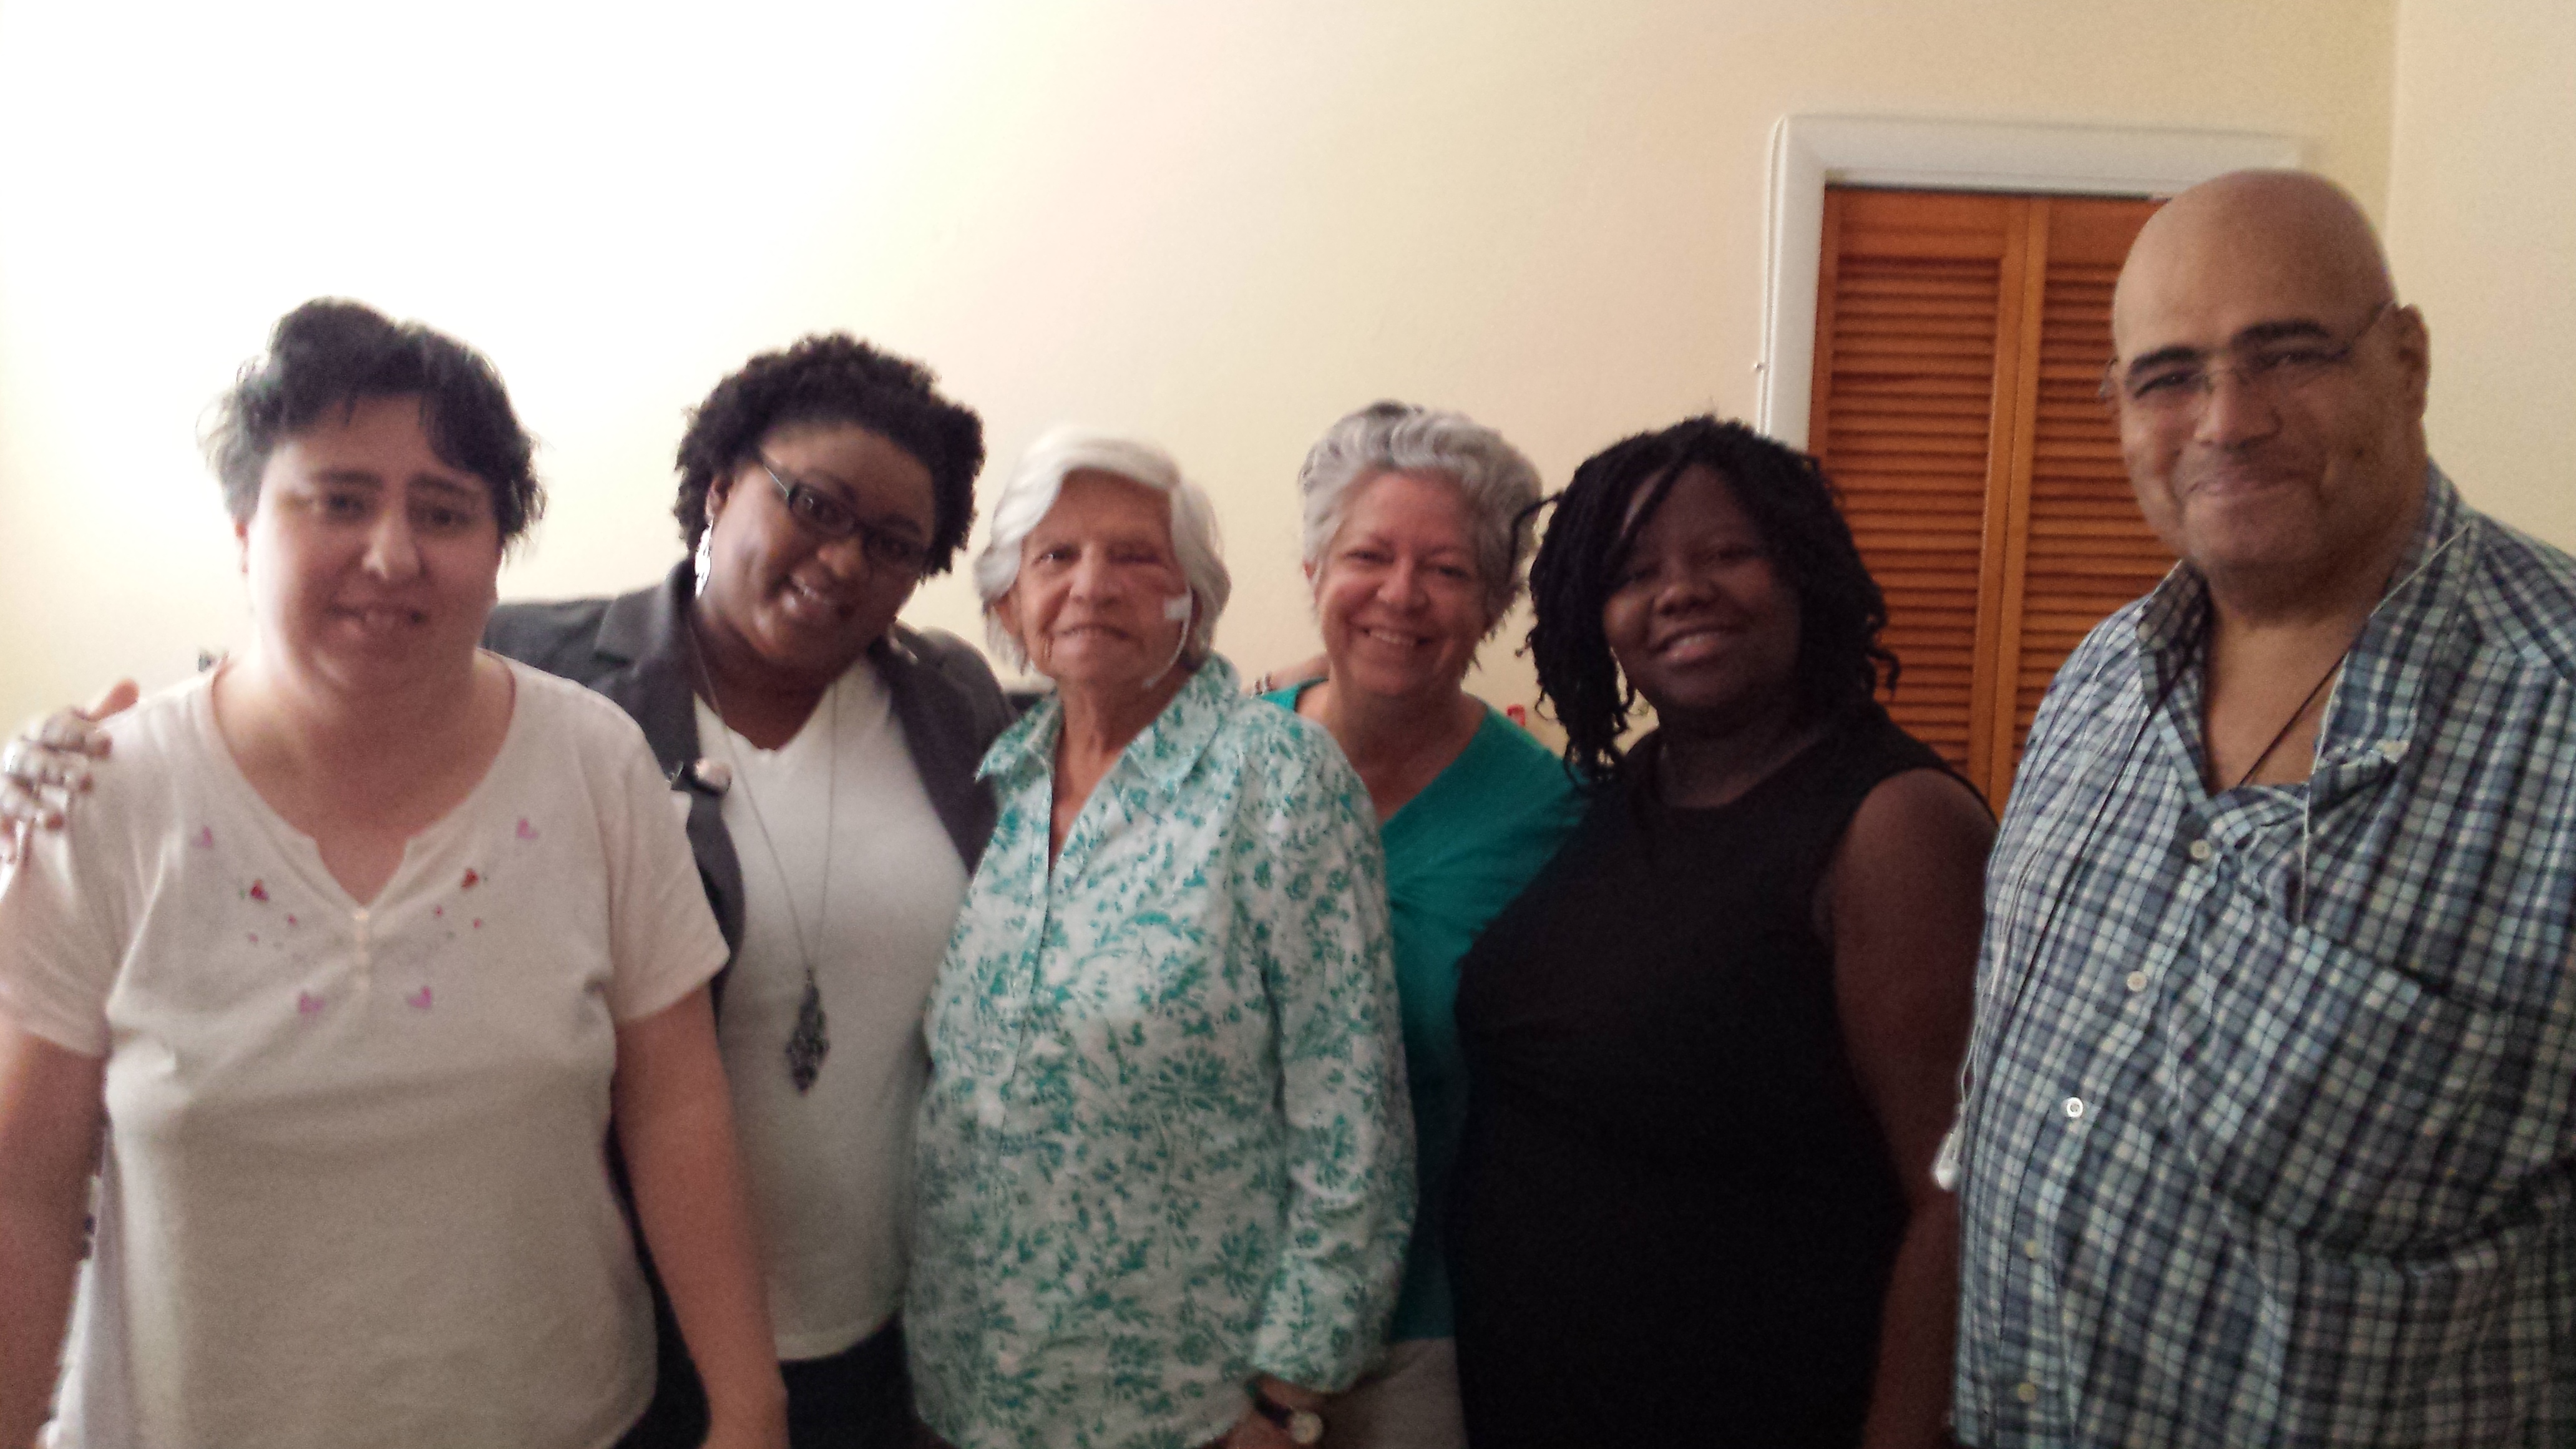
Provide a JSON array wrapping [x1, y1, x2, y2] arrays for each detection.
[[1163, 594, 1194, 622]]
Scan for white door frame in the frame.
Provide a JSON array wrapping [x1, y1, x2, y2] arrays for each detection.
[[1756, 115, 2303, 449]]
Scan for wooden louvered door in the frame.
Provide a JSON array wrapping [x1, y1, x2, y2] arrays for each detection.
[[2001, 201, 2174, 772], [1810, 187, 2169, 807]]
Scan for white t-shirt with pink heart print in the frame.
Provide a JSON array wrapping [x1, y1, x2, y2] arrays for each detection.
[[0, 660, 727, 1449]]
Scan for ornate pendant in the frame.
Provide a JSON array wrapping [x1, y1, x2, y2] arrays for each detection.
[[786, 970, 831, 1093]]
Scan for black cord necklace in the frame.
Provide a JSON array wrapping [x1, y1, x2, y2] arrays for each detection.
[[2227, 651, 2346, 792], [2222, 519, 2479, 793]]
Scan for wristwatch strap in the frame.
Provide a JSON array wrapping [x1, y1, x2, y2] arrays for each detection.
[[1249, 1382, 1327, 1445]]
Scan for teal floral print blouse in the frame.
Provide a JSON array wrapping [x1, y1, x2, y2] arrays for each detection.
[[908, 656, 1415, 1449]]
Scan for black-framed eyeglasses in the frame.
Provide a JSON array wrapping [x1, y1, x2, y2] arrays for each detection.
[[759, 457, 932, 575], [2100, 299, 2396, 412]]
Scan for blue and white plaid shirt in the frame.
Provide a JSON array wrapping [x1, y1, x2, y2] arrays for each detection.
[[1954, 467, 2576, 1447]]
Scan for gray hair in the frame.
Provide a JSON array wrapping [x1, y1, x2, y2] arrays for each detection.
[[1297, 401, 1543, 627], [972, 425, 1232, 671]]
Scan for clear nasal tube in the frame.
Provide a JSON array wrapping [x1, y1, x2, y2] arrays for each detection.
[[1143, 593, 1194, 687]]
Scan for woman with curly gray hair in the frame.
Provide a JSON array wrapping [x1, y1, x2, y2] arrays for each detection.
[[1253, 402, 1588, 1448]]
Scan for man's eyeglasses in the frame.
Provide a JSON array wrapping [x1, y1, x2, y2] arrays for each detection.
[[759, 457, 932, 575], [2101, 300, 2396, 414]]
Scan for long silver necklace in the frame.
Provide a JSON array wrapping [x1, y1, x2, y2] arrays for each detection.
[[691, 644, 837, 1093]]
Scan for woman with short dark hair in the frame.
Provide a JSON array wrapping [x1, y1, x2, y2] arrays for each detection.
[[0, 299, 784, 1449], [1450, 417, 1991, 1449]]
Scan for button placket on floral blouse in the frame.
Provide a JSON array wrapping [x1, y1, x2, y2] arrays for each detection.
[[990, 769, 1141, 1132], [982, 851, 1069, 1134]]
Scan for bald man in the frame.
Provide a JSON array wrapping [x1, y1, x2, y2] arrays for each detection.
[[1951, 170, 2576, 1447]]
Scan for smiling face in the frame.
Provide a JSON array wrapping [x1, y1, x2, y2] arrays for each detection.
[[993, 469, 1192, 698], [2111, 173, 2431, 602], [1599, 463, 1802, 731], [1309, 469, 1491, 708], [694, 420, 937, 691], [237, 393, 502, 695]]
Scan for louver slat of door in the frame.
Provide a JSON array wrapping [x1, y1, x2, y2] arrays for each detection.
[[1808, 188, 2166, 806]]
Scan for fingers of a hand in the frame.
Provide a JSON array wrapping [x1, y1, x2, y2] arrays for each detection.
[[3, 738, 91, 797], [85, 679, 140, 717], [1216, 1413, 1290, 1449], [0, 776, 66, 839], [81, 680, 140, 730], [32, 710, 110, 756]]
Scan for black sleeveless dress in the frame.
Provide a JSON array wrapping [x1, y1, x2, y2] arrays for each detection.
[[1450, 704, 1946, 1448]]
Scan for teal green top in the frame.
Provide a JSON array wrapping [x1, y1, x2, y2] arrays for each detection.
[[1262, 685, 1586, 1340]]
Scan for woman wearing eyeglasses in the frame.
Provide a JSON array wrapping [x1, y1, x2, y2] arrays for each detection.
[[483, 336, 1010, 1448]]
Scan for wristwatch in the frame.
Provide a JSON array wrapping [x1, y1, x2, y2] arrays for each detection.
[[1250, 1382, 1326, 1445]]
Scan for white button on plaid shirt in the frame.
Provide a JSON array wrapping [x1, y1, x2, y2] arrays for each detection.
[[1955, 468, 2576, 1447]]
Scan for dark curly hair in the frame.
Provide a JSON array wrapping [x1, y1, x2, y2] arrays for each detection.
[[672, 334, 983, 577], [204, 298, 544, 544], [1525, 416, 1897, 784]]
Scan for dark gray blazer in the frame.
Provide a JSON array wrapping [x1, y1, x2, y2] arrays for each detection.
[[483, 560, 1013, 998]]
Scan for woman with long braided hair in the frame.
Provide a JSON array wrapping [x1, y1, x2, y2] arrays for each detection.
[[1448, 417, 1991, 1447]]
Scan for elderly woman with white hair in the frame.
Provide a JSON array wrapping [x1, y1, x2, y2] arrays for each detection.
[[1253, 402, 1585, 1447], [905, 427, 1414, 1449]]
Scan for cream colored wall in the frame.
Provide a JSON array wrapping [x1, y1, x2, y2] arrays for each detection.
[[2384, 0, 2576, 548], [0, 0, 2399, 729]]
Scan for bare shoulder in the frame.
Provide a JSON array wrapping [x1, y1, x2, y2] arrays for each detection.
[[1844, 767, 1994, 871], [1826, 766, 1986, 1032]]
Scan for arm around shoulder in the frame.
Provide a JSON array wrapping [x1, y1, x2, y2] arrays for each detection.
[[0, 681, 140, 856]]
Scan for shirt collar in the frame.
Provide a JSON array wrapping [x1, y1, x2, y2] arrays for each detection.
[[2325, 462, 2479, 768], [978, 655, 1241, 792], [2134, 557, 2211, 711]]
